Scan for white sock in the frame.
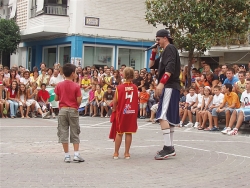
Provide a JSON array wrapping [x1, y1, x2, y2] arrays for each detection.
[[170, 126, 174, 146], [162, 129, 171, 146], [65, 152, 70, 157], [74, 151, 79, 156]]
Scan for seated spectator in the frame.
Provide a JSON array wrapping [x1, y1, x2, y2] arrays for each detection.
[[226, 78, 250, 135], [81, 73, 91, 91], [199, 86, 213, 130], [220, 65, 228, 84], [38, 69, 49, 87], [207, 85, 224, 131], [139, 86, 150, 119], [3, 66, 10, 79], [27, 82, 49, 118], [17, 83, 30, 119], [30, 70, 39, 86], [91, 70, 100, 85], [216, 84, 240, 133], [179, 88, 188, 119], [20, 70, 31, 88], [103, 85, 114, 117], [180, 87, 197, 127], [147, 103, 159, 123], [7, 81, 19, 119], [49, 68, 64, 87], [132, 70, 144, 92], [84, 84, 96, 116], [93, 84, 104, 117], [6, 69, 20, 87], [144, 73, 154, 90], [234, 71, 246, 99], [37, 83, 55, 118], [223, 68, 239, 86], [190, 86, 204, 128], [110, 70, 122, 90], [102, 68, 112, 92], [0, 88, 9, 118], [195, 74, 210, 90], [206, 72, 219, 91]]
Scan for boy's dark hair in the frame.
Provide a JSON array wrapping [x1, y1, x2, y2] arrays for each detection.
[[63, 63, 76, 77], [227, 68, 235, 74], [184, 88, 189, 93], [247, 78, 250, 82], [41, 83, 46, 87], [214, 85, 221, 90], [189, 86, 195, 91], [107, 85, 112, 89], [121, 64, 126, 67], [4, 66, 9, 70], [224, 83, 233, 92], [149, 83, 154, 87], [84, 73, 89, 76]]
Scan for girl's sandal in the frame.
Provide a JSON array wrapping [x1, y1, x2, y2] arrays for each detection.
[[124, 154, 130, 160], [113, 153, 119, 160]]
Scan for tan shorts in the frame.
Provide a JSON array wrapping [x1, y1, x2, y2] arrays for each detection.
[[140, 103, 147, 109], [57, 108, 80, 143]]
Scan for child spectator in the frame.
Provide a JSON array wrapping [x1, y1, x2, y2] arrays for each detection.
[[83, 84, 96, 116], [190, 86, 204, 128], [81, 73, 91, 91], [0, 87, 9, 118], [147, 84, 156, 111], [199, 86, 213, 130], [7, 81, 19, 118], [37, 83, 55, 118], [93, 84, 104, 117], [226, 78, 250, 135], [147, 103, 159, 123], [217, 84, 240, 134], [17, 83, 30, 119], [139, 85, 150, 119], [180, 87, 197, 127], [179, 88, 188, 119], [234, 71, 246, 99], [103, 85, 114, 117], [3, 66, 10, 79], [38, 69, 49, 87], [207, 85, 224, 131], [54, 63, 84, 163], [20, 70, 31, 88]]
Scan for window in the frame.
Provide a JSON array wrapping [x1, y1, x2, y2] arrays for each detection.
[[117, 48, 146, 70], [58, 45, 71, 65], [83, 46, 114, 68], [43, 47, 57, 68]]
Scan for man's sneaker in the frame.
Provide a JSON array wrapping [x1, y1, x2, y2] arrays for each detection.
[[42, 111, 50, 119], [184, 122, 193, 128], [64, 156, 71, 163], [221, 127, 231, 134], [227, 128, 238, 136], [73, 155, 85, 162], [194, 122, 199, 128], [155, 146, 176, 160]]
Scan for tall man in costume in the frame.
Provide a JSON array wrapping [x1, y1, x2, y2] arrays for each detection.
[[109, 67, 139, 160], [149, 29, 181, 160]]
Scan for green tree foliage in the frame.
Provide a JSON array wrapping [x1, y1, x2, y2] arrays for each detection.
[[145, 0, 250, 86], [0, 19, 21, 63]]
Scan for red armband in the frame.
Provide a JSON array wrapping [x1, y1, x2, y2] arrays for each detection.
[[150, 51, 156, 61], [160, 73, 170, 85]]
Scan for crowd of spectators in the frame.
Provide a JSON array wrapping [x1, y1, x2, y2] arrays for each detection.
[[1, 60, 250, 136]]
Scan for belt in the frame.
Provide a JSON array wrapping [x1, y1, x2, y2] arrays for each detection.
[[61, 107, 77, 110]]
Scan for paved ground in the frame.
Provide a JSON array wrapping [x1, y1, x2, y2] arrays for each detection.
[[0, 116, 250, 188]]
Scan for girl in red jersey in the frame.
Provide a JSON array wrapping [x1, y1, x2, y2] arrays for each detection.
[[109, 67, 139, 160]]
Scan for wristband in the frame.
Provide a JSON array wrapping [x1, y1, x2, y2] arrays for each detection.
[[160, 73, 170, 85], [150, 51, 156, 61]]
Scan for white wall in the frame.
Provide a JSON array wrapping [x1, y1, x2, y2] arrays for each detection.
[[10, 47, 27, 68]]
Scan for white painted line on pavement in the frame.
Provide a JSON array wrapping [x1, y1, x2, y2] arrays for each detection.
[[0, 126, 56, 128], [0, 153, 18, 155], [175, 144, 250, 159], [105, 145, 160, 150], [145, 139, 250, 144], [90, 121, 110, 127], [138, 123, 154, 128]]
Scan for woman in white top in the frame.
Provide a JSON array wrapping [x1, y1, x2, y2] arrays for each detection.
[[191, 86, 204, 128], [17, 84, 30, 119], [199, 86, 213, 130]]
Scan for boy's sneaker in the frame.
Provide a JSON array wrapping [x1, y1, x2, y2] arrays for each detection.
[[194, 122, 199, 128], [179, 121, 183, 127], [227, 128, 238, 136], [31, 112, 37, 118], [42, 111, 50, 119], [52, 112, 56, 118], [155, 146, 176, 160], [221, 127, 231, 134], [184, 122, 193, 128], [64, 156, 71, 163], [141, 116, 145, 119], [73, 155, 85, 162], [210, 126, 220, 131]]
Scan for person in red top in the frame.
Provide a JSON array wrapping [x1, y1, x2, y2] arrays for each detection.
[[7, 81, 19, 118], [139, 85, 150, 119], [109, 67, 139, 160], [37, 83, 55, 118], [54, 63, 84, 163]]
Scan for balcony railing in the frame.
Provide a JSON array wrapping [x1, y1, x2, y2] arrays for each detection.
[[30, 4, 67, 18]]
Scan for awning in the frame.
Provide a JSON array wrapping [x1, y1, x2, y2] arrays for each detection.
[[36, 0, 45, 15], [9, 0, 17, 19]]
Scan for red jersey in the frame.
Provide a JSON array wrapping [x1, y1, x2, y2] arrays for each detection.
[[8, 88, 17, 98], [54, 80, 82, 109], [37, 89, 50, 102], [109, 82, 138, 138]]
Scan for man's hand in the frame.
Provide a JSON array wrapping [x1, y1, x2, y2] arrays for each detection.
[[155, 83, 164, 97]]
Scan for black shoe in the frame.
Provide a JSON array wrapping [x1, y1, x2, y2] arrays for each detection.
[[155, 146, 176, 160], [83, 114, 89, 116]]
